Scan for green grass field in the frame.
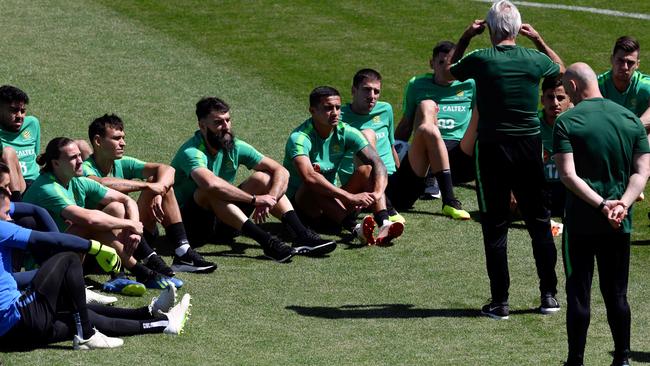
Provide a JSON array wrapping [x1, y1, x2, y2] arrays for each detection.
[[2, 0, 650, 365]]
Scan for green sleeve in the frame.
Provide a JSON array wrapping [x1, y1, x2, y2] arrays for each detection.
[[77, 177, 109, 208], [540, 53, 561, 78], [286, 131, 312, 159], [553, 118, 573, 154], [34, 118, 41, 156], [346, 126, 369, 154], [633, 117, 650, 154], [120, 156, 147, 179], [450, 50, 478, 82], [388, 105, 395, 145], [178, 146, 209, 175], [401, 77, 417, 121], [235, 140, 264, 169], [81, 159, 100, 177]]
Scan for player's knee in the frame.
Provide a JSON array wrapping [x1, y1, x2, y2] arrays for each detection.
[[415, 121, 441, 140], [103, 201, 125, 218]]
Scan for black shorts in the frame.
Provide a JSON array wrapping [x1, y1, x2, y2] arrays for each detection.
[[445, 139, 475, 184], [385, 152, 425, 210], [180, 196, 254, 244]]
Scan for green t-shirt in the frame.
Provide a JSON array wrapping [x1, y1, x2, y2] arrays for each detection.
[[450, 45, 560, 140], [82, 155, 146, 179], [538, 110, 559, 182], [0, 116, 41, 180], [283, 118, 369, 199], [338, 101, 395, 185], [401, 73, 476, 141], [171, 130, 264, 207], [23, 173, 108, 231], [553, 98, 650, 234], [598, 70, 650, 117]]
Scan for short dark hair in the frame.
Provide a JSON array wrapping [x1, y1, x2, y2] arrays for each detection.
[[196, 97, 230, 121], [0, 85, 29, 105], [352, 69, 382, 88], [613, 36, 640, 55], [541, 76, 563, 92], [309, 86, 340, 108], [36, 137, 75, 173], [432, 41, 455, 58], [88, 114, 124, 142]]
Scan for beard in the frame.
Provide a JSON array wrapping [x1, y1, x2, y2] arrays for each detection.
[[206, 128, 235, 152]]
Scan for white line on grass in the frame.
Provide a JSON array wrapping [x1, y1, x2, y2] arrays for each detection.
[[472, 0, 650, 20]]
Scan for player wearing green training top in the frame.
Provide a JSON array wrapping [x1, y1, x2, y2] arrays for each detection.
[[450, 0, 563, 319], [538, 76, 571, 217], [598, 36, 650, 134], [555, 62, 650, 366], [23, 137, 179, 294], [395, 41, 478, 190], [171, 96, 335, 263], [0, 85, 39, 197], [284, 86, 403, 246], [83, 114, 216, 274]]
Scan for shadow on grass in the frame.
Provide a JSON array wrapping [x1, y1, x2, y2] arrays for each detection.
[[286, 304, 541, 319], [0, 343, 69, 353], [630, 350, 650, 363], [632, 239, 650, 246], [286, 303, 484, 319]]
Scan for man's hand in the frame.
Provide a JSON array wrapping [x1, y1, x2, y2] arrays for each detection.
[[602, 200, 627, 229], [463, 19, 486, 39], [251, 194, 276, 224], [150, 194, 165, 223], [147, 181, 168, 196], [519, 23, 541, 42], [345, 192, 376, 210]]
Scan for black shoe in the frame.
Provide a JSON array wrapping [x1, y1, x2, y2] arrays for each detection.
[[145, 254, 175, 277], [481, 301, 509, 320], [263, 236, 296, 263], [420, 175, 441, 200], [540, 293, 561, 314], [171, 248, 217, 273], [292, 229, 336, 257]]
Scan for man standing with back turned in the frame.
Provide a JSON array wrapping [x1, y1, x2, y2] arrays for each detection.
[[556, 62, 650, 366], [450, 0, 564, 319]]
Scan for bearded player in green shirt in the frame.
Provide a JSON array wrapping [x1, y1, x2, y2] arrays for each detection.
[[171, 97, 335, 263], [83, 114, 216, 274], [450, 0, 563, 319], [284, 86, 403, 246], [555, 62, 650, 366]]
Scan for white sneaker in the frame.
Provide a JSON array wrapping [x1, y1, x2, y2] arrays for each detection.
[[85, 288, 117, 306], [73, 328, 124, 350], [163, 294, 191, 335], [149, 284, 177, 318]]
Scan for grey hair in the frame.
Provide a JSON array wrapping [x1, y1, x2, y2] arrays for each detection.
[[486, 0, 522, 44]]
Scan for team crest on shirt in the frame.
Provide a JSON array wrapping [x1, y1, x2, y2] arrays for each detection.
[[22, 130, 31, 139], [630, 98, 637, 109], [372, 116, 381, 123], [456, 90, 464, 97], [332, 144, 341, 153]]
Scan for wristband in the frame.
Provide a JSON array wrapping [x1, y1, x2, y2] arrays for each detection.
[[88, 240, 102, 255], [597, 199, 606, 211], [251, 194, 256, 205]]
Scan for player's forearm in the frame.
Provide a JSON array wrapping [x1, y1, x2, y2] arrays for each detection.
[[451, 35, 471, 64], [153, 165, 175, 191], [207, 181, 256, 204], [70, 209, 134, 231], [267, 168, 289, 200], [621, 172, 649, 207], [559, 173, 604, 208], [303, 173, 352, 202], [532, 37, 565, 73], [28, 231, 90, 253], [99, 177, 148, 193]]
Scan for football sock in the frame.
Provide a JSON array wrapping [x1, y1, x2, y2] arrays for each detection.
[[131, 263, 154, 281], [281, 210, 308, 237], [143, 230, 156, 250], [175, 244, 191, 257], [434, 169, 456, 205], [374, 210, 389, 226], [134, 237, 155, 261], [241, 219, 272, 246], [165, 222, 190, 250], [386, 197, 398, 216]]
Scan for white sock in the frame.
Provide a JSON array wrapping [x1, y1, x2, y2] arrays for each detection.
[[175, 244, 190, 257]]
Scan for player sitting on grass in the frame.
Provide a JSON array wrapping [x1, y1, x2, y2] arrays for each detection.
[[83, 114, 216, 273], [395, 40, 478, 206], [284, 86, 403, 246], [23, 137, 181, 294], [171, 97, 335, 262], [0, 186, 191, 350]]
